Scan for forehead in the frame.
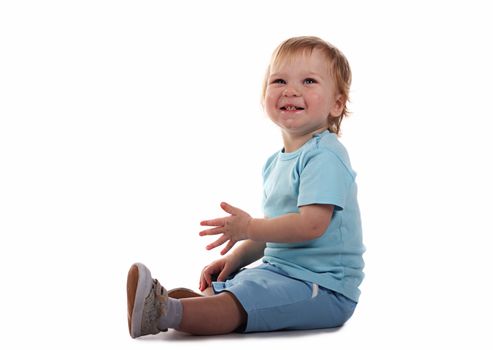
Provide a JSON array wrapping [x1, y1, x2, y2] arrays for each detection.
[[270, 48, 331, 75]]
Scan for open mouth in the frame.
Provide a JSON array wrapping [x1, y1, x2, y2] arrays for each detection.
[[280, 105, 304, 111]]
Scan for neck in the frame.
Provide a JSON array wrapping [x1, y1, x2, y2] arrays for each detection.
[[281, 127, 327, 153]]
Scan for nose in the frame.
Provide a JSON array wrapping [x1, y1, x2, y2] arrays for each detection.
[[282, 83, 301, 97]]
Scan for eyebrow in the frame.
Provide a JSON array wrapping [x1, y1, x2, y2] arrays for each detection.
[[305, 72, 324, 78], [269, 71, 325, 79]]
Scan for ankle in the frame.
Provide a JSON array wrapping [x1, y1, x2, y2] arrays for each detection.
[[158, 297, 183, 330]]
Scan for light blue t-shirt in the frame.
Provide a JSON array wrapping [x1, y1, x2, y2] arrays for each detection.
[[262, 131, 365, 302]]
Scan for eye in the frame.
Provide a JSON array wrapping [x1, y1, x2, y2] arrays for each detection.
[[304, 78, 317, 85], [271, 78, 286, 84]]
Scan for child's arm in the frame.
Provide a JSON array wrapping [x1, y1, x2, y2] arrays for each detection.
[[248, 204, 333, 242], [200, 202, 333, 254]]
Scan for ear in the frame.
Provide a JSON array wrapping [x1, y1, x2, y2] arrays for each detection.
[[330, 94, 346, 117]]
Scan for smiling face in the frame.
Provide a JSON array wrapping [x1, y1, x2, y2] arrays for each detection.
[[264, 49, 344, 144]]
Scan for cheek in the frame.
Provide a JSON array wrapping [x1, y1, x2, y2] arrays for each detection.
[[263, 98, 280, 121], [264, 93, 278, 110], [309, 93, 331, 113]]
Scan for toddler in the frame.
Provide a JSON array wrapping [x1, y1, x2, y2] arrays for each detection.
[[127, 36, 365, 337]]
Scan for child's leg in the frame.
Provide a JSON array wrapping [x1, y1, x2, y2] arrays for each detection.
[[163, 283, 246, 335], [178, 293, 247, 335], [127, 263, 246, 338]]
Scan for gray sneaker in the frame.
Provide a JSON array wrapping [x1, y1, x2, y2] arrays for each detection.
[[127, 263, 168, 338]]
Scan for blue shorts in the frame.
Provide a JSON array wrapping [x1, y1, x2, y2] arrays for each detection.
[[212, 263, 357, 333]]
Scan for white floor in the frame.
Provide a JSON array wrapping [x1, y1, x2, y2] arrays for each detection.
[[2, 255, 489, 350]]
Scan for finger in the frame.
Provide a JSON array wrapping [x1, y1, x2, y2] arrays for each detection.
[[203, 262, 222, 276], [220, 240, 236, 256], [199, 270, 207, 291], [200, 268, 211, 289], [206, 235, 229, 250], [199, 226, 224, 236], [220, 202, 240, 215], [217, 267, 230, 282], [199, 277, 204, 291], [200, 217, 229, 227]]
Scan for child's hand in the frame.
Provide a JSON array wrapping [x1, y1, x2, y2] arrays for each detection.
[[199, 255, 240, 291], [199, 202, 252, 255]]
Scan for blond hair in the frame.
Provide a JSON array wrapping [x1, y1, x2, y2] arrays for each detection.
[[262, 36, 352, 135]]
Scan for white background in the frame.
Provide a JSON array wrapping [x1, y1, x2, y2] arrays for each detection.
[[1, 0, 492, 349]]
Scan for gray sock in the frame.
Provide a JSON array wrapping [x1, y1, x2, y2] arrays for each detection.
[[158, 297, 183, 330]]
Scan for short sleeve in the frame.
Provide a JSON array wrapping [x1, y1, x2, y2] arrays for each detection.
[[297, 150, 351, 210]]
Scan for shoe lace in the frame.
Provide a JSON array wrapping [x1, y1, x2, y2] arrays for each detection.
[[141, 278, 168, 334], [152, 279, 167, 315]]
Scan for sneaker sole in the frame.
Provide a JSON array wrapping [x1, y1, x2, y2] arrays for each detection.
[[168, 287, 204, 299], [127, 263, 153, 338]]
